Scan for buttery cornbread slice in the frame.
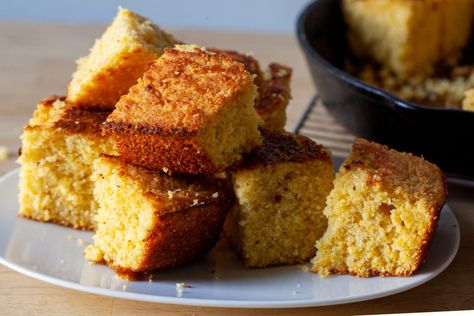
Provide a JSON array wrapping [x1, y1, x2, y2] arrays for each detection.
[[343, 0, 474, 78], [103, 44, 261, 174], [225, 130, 334, 268], [67, 8, 177, 109], [312, 139, 446, 277], [85, 155, 233, 279], [18, 96, 116, 230], [256, 63, 292, 131]]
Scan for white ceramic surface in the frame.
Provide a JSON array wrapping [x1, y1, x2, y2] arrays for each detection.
[[0, 169, 460, 308]]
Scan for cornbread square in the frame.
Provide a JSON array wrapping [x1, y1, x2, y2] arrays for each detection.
[[18, 96, 116, 230], [225, 130, 334, 268], [312, 139, 447, 277], [462, 89, 474, 111], [67, 8, 177, 109], [343, 0, 474, 78], [85, 155, 233, 278], [104, 44, 261, 174], [256, 63, 292, 131]]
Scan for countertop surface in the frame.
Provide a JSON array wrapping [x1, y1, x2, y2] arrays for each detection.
[[0, 21, 473, 315]]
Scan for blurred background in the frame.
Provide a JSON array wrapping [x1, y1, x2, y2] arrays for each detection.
[[1, 0, 313, 33]]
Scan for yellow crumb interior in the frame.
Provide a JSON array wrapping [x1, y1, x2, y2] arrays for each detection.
[[85, 157, 155, 270], [19, 128, 116, 230], [199, 84, 261, 169], [68, 8, 176, 107], [313, 169, 433, 277], [227, 160, 334, 267]]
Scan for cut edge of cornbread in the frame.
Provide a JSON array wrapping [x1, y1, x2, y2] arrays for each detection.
[[67, 7, 177, 109], [103, 44, 262, 174], [18, 96, 116, 230], [312, 138, 447, 277], [85, 154, 233, 279], [225, 130, 334, 268]]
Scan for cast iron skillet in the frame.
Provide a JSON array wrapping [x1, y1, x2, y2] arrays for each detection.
[[297, 0, 474, 178]]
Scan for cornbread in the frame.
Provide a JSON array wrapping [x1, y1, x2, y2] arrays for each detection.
[[18, 96, 116, 230], [209, 49, 292, 131], [67, 8, 177, 109], [343, 0, 474, 78], [312, 138, 446, 277], [85, 155, 233, 279], [104, 44, 262, 174], [256, 63, 292, 131], [462, 89, 474, 111], [0, 146, 8, 160], [225, 130, 334, 268]]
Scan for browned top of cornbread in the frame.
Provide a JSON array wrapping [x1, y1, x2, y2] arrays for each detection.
[[344, 138, 446, 208], [104, 45, 255, 136], [208, 48, 264, 90], [99, 154, 234, 213], [255, 63, 292, 114], [234, 129, 331, 171], [27, 96, 110, 137]]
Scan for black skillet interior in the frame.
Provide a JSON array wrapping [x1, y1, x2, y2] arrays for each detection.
[[297, 0, 474, 179]]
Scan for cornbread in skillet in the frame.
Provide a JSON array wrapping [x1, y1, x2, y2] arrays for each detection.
[[18, 96, 116, 230], [85, 155, 233, 279], [462, 89, 474, 111], [67, 8, 177, 110], [256, 63, 292, 131], [225, 130, 334, 268], [343, 0, 474, 78], [104, 44, 261, 174], [312, 138, 446, 277]]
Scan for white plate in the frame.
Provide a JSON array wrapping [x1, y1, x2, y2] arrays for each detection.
[[0, 168, 460, 308]]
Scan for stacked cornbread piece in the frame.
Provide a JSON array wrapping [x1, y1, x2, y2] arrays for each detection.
[[18, 7, 447, 280]]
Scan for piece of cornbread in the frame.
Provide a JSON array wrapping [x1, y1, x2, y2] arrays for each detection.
[[103, 45, 262, 174], [85, 155, 233, 279], [462, 89, 474, 111], [256, 63, 292, 131], [225, 130, 334, 268], [18, 96, 116, 230], [67, 8, 177, 109], [312, 139, 447, 277], [343, 0, 474, 78]]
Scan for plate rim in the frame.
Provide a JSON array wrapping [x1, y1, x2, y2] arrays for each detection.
[[0, 168, 461, 308]]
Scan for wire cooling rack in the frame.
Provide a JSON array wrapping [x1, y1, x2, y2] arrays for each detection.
[[294, 94, 354, 158]]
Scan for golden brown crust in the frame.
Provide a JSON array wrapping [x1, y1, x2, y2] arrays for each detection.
[[255, 63, 292, 115], [106, 46, 254, 134], [208, 48, 264, 91], [234, 129, 332, 171], [103, 128, 218, 174], [54, 107, 111, 136], [344, 138, 447, 208]]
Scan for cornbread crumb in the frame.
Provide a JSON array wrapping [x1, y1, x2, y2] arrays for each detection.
[[225, 130, 334, 268], [462, 89, 474, 111], [0, 146, 8, 160], [104, 44, 262, 174], [86, 155, 233, 277], [67, 8, 177, 109], [212, 192, 219, 198], [18, 96, 116, 230], [312, 138, 446, 277]]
